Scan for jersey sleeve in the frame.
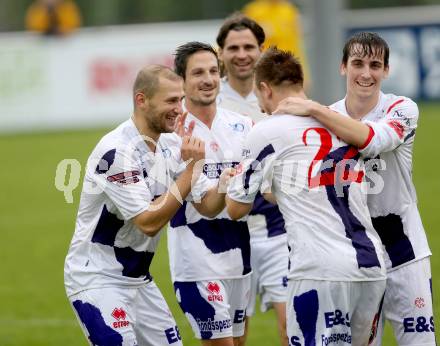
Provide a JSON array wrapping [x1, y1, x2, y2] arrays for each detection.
[[91, 146, 152, 221], [360, 98, 418, 158], [227, 126, 276, 204]]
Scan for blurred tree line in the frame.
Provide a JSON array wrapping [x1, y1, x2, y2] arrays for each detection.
[[0, 0, 439, 32]]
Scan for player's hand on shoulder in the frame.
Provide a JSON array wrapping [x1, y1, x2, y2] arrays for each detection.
[[274, 96, 313, 116], [181, 135, 205, 166], [175, 111, 196, 137]]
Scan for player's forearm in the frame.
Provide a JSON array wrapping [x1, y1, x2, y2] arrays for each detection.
[[134, 166, 199, 236], [193, 188, 225, 218], [225, 196, 252, 220], [310, 102, 371, 148]]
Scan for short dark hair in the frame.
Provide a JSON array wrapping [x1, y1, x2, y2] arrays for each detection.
[[174, 41, 218, 79], [216, 12, 265, 48], [255, 47, 304, 89], [342, 32, 390, 67]]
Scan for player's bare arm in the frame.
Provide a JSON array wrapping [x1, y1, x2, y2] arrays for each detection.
[[225, 196, 253, 220], [192, 167, 236, 218], [133, 136, 205, 236], [276, 97, 372, 148]]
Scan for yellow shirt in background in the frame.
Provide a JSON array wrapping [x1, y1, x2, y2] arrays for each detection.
[[25, 1, 82, 35], [243, 0, 310, 84]]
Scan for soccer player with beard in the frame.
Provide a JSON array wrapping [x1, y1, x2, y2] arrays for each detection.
[[216, 14, 289, 346], [276, 32, 435, 346], [226, 47, 387, 346], [64, 65, 230, 346], [169, 42, 253, 346]]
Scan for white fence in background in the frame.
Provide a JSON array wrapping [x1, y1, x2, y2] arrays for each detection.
[[1, 6, 440, 134], [0, 20, 222, 133]]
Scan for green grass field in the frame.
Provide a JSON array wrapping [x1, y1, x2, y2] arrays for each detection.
[[1, 103, 439, 345]]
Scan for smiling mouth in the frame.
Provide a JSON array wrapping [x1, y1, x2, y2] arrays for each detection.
[[357, 81, 374, 87], [235, 62, 252, 69]]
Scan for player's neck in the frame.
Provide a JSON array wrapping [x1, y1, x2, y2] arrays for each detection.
[[227, 75, 254, 98], [131, 113, 159, 152], [185, 101, 217, 129], [345, 91, 380, 120]]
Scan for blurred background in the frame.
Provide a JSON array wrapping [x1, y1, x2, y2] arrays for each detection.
[[1, 0, 439, 345]]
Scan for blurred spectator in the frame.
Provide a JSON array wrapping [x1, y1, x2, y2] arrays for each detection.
[[242, 0, 310, 89], [25, 0, 82, 36]]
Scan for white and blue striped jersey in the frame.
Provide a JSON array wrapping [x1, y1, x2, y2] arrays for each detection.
[[218, 79, 286, 242], [64, 118, 212, 297], [331, 92, 431, 271], [167, 107, 253, 282], [228, 114, 387, 281]]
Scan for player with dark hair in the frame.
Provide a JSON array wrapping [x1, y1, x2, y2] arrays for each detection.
[[169, 41, 253, 346], [216, 14, 289, 346], [226, 47, 387, 346], [276, 31, 435, 346], [64, 64, 230, 346]]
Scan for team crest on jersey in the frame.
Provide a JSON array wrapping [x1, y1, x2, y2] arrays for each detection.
[[107, 170, 141, 185], [162, 148, 172, 158], [415, 297, 425, 308], [111, 307, 130, 328], [206, 281, 223, 302], [229, 123, 245, 132], [210, 141, 219, 152], [242, 148, 250, 158]]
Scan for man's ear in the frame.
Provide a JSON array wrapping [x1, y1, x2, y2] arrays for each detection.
[[218, 47, 223, 60], [260, 81, 272, 98], [340, 62, 347, 76], [135, 92, 148, 109], [384, 65, 390, 79]]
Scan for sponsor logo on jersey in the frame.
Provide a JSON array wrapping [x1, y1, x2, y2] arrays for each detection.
[[165, 326, 182, 344], [107, 170, 141, 185], [325, 310, 350, 328], [206, 281, 223, 302], [242, 148, 251, 158], [403, 315, 435, 333], [321, 332, 352, 346], [196, 318, 232, 332], [415, 297, 425, 308], [162, 148, 172, 158], [203, 162, 238, 179], [111, 307, 130, 328], [229, 123, 245, 132]]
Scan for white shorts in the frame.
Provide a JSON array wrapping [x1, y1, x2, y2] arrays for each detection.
[[174, 276, 251, 340], [287, 279, 386, 346], [247, 235, 288, 316], [371, 257, 435, 346], [68, 281, 182, 346]]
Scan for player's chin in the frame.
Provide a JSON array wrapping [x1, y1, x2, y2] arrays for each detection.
[[164, 119, 177, 133]]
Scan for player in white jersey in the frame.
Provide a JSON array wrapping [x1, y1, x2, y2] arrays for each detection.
[[169, 41, 253, 346], [226, 47, 387, 346], [64, 65, 231, 346], [216, 14, 289, 346], [276, 32, 435, 346]]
